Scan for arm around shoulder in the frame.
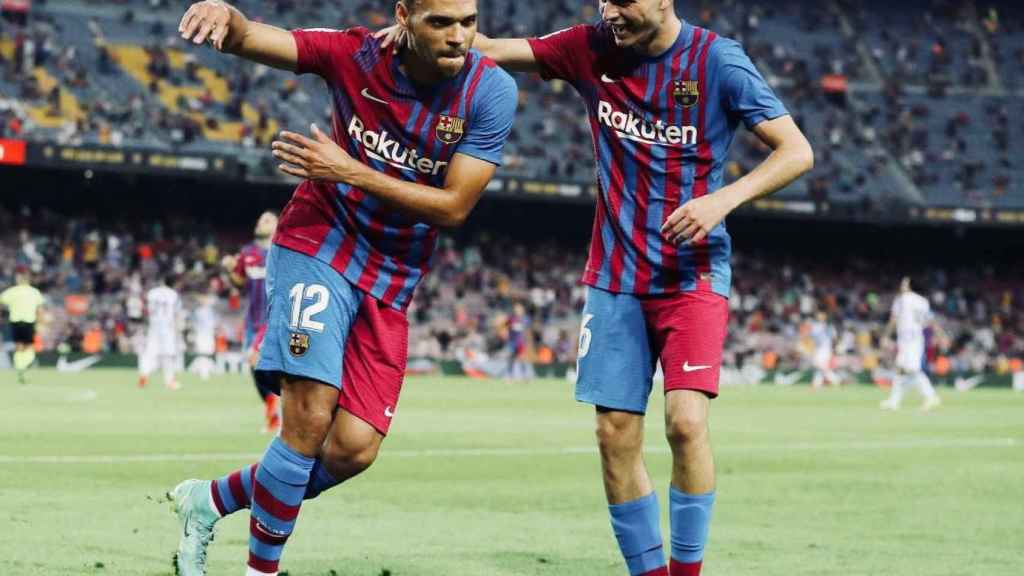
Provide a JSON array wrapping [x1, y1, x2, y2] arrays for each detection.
[[473, 33, 539, 73]]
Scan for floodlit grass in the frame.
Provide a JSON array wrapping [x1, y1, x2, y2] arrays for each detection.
[[1, 369, 1021, 575]]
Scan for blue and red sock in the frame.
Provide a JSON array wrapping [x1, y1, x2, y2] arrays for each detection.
[[210, 459, 340, 517], [247, 437, 315, 575], [211, 464, 257, 516], [609, 492, 668, 576], [668, 487, 715, 576]]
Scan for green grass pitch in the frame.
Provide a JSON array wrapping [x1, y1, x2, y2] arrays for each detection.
[[1, 369, 1021, 575]]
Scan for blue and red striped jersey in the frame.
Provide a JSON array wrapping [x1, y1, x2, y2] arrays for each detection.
[[528, 22, 788, 297], [275, 27, 517, 310], [233, 242, 268, 330]]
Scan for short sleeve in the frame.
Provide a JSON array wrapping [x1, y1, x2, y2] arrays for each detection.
[[0, 289, 9, 307], [527, 25, 592, 83], [291, 27, 364, 78], [716, 40, 789, 129], [455, 68, 518, 166]]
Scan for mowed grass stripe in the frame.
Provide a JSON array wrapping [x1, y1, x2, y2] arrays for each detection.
[[0, 370, 1021, 575]]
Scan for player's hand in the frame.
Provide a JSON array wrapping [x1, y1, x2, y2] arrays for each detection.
[[179, 0, 234, 51], [272, 124, 358, 182], [374, 24, 408, 51], [661, 191, 737, 245], [220, 254, 238, 272]]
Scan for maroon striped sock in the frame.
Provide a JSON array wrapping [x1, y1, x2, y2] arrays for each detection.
[[210, 464, 257, 516]]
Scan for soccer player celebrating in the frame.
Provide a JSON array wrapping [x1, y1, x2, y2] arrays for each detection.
[[382, 1, 813, 574], [881, 277, 943, 411], [1, 267, 45, 384], [222, 211, 280, 432], [168, 1, 516, 575]]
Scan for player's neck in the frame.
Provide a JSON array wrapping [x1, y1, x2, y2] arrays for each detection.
[[255, 237, 271, 249], [397, 49, 441, 87], [639, 14, 682, 58]]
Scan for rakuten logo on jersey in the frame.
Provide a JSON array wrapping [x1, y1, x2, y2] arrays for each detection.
[[348, 117, 448, 176], [597, 101, 697, 147]]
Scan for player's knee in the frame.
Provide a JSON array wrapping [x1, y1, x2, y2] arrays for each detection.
[[282, 405, 334, 449], [665, 410, 708, 447], [322, 440, 380, 479], [595, 412, 643, 454]]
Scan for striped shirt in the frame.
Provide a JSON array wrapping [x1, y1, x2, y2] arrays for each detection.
[[234, 243, 268, 330], [528, 21, 788, 297], [276, 27, 517, 310]]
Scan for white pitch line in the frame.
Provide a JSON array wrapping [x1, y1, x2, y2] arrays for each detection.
[[0, 438, 1017, 465]]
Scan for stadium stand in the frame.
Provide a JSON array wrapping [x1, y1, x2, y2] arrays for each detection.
[[1, 208, 1020, 378], [1, 0, 1022, 208]]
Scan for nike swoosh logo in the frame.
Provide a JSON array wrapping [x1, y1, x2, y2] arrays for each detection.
[[600, 74, 618, 83], [56, 355, 102, 372], [682, 362, 712, 373], [384, 406, 395, 418], [361, 88, 389, 105]]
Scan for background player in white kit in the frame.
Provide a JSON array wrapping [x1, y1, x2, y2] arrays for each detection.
[[881, 277, 942, 411], [809, 310, 839, 389], [139, 275, 182, 390], [191, 293, 218, 381]]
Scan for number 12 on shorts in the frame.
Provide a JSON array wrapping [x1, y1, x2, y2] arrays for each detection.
[[289, 283, 329, 332]]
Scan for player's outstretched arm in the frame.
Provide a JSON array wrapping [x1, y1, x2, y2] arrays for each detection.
[[179, 0, 298, 72], [272, 125, 493, 227], [468, 33, 539, 73], [662, 116, 814, 245], [376, 26, 539, 73]]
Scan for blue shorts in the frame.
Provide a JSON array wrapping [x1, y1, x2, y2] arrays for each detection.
[[575, 286, 728, 414], [256, 245, 363, 389]]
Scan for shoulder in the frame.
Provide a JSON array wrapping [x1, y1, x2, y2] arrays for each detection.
[[703, 32, 747, 65], [293, 26, 373, 59], [473, 53, 517, 91], [466, 53, 518, 113]]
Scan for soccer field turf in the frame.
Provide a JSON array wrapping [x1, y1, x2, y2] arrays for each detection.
[[1, 370, 1021, 575]]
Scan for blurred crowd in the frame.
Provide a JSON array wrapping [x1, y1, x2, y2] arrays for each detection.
[[2, 0, 1022, 208], [1, 208, 1021, 380]]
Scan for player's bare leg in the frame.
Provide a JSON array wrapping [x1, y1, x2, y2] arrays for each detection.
[[597, 409, 653, 503], [665, 391, 714, 493], [318, 408, 384, 484], [595, 408, 667, 576], [665, 390, 715, 576]]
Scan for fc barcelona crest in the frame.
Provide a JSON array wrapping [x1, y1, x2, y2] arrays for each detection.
[[436, 115, 465, 145], [673, 80, 700, 108], [289, 332, 310, 357]]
